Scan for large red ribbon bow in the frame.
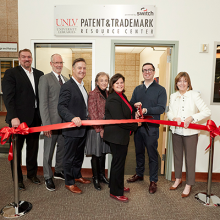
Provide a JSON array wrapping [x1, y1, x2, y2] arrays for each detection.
[[0, 123, 29, 161], [205, 120, 220, 151]]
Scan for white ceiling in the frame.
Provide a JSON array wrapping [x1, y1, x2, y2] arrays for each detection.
[[115, 46, 168, 53], [115, 46, 146, 53]]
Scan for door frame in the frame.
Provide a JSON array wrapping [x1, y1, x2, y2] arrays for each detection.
[[109, 40, 179, 180], [30, 39, 96, 88]]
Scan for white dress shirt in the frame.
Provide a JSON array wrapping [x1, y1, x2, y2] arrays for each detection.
[[21, 66, 37, 107], [72, 76, 88, 107]]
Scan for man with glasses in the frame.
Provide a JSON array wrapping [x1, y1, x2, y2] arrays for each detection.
[[2, 49, 44, 190], [39, 54, 68, 191], [127, 63, 167, 194]]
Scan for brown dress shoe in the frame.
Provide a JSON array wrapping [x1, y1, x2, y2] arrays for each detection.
[[65, 184, 82, 194], [127, 174, 143, 183], [181, 186, 191, 198], [170, 180, 182, 190], [149, 181, 157, 194], [75, 177, 91, 184]]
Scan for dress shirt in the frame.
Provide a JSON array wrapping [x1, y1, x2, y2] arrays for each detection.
[[72, 76, 88, 108], [21, 66, 37, 107]]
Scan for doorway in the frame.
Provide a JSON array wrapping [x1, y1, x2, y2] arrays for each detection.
[[109, 40, 179, 180]]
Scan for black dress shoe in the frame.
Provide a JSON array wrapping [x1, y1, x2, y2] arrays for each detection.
[[28, 176, 41, 185], [93, 177, 101, 190], [99, 174, 109, 184], [127, 174, 143, 183], [54, 171, 65, 180], [18, 181, 25, 191], [45, 178, 55, 191]]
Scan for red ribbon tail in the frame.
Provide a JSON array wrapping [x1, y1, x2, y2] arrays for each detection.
[[205, 144, 211, 151], [205, 136, 212, 151], [8, 142, 13, 161]]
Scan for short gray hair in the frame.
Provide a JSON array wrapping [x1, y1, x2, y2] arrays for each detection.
[[51, 54, 62, 62]]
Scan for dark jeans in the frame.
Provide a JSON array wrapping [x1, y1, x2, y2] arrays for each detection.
[[134, 126, 159, 182]]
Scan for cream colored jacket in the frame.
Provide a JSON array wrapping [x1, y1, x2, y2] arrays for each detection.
[[167, 90, 211, 136]]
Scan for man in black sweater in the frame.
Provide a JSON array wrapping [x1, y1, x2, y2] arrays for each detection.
[[127, 63, 167, 194]]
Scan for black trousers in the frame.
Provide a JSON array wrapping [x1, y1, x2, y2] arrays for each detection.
[[109, 143, 128, 196], [134, 126, 159, 182], [10, 109, 41, 182], [63, 135, 86, 185]]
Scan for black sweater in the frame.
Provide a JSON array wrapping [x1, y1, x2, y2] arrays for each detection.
[[130, 80, 167, 127]]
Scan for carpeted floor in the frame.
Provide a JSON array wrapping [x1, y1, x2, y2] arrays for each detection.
[[1, 158, 220, 220]]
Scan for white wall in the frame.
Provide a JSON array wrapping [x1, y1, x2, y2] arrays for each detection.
[[18, 0, 220, 172]]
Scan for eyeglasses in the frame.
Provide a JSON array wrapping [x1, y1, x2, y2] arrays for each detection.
[[52, 62, 64, 65], [143, 69, 154, 73]]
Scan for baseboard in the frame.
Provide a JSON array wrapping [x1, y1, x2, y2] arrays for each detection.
[[171, 172, 220, 182], [21, 167, 219, 182], [21, 166, 107, 178]]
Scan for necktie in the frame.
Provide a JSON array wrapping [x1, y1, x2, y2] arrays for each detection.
[[58, 75, 63, 86]]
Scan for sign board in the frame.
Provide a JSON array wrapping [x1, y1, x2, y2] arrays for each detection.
[[54, 5, 155, 37], [0, 43, 17, 52]]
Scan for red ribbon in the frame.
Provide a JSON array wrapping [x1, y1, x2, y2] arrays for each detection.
[[1, 116, 220, 161], [0, 123, 29, 161], [205, 120, 220, 151]]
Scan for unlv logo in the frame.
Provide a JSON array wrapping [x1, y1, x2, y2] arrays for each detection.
[[56, 19, 78, 26]]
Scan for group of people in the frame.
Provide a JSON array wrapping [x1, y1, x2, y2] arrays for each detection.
[[2, 48, 211, 203]]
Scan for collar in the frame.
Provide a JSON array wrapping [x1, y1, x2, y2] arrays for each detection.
[[52, 71, 62, 78], [21, 65, 33, 74], [72, 76, 84, 86], [176, 90, 191, 98], [143, 80, 155, 89]]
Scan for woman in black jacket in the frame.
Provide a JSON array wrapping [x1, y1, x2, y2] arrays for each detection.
[[103, 73, 140, 202]]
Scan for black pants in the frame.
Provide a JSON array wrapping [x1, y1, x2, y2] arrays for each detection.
[[134, 126, 159, 182], [10, 109, 41, 182], [109, 143, 128, 196], [63, 135, 86, 185]]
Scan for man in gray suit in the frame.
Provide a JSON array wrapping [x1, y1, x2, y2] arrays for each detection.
[[39, 54, 68, 191]]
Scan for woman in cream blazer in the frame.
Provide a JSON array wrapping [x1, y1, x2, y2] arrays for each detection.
[[167, 72, 211, 198]]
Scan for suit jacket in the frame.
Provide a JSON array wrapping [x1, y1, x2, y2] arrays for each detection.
[[2, 65, 44, 126], [103, 91, 138, 145], [58, 77, 87, 137], [38, 72, 68, 126], [167, 90, 211, 135], [88, 86, 108, 133]]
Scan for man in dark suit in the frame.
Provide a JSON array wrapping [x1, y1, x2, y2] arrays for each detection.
[[58, 58, 91, 194], [39, 54, 68, 191], [2, 48, 44, 190]]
